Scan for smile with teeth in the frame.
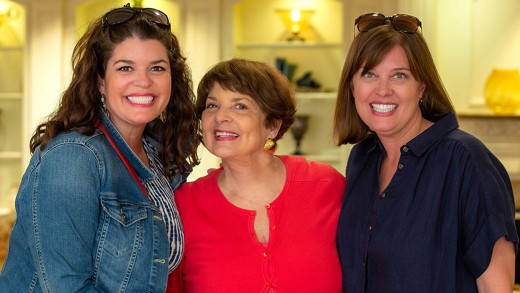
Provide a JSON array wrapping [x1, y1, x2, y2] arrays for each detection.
[[215, 131, 239, 138], [371, 103, 397, 113], [127, 96, 155, 105]]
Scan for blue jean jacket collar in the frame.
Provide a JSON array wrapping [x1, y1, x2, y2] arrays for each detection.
[[99, 112, 187, 189], [99, 112, 156, 183]]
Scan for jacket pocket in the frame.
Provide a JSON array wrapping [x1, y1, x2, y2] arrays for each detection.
[[99, 197, 148, 257]]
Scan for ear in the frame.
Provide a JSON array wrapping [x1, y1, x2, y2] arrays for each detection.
[[98, 75, 106, 96], [269, 119, 283, 139], [419, 83, 426, 97]]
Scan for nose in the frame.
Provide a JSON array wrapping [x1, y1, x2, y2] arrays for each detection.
[[214, 107, 232, 123], [375, 78, 393, 97], [133, 70, 152, 88]]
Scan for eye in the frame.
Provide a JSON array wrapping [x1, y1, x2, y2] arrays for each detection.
[[151, 66, 166, 72], [393, 72, 408, 79], [234, 103, 247, 110], [205, 103, 217, 109], [362, 71, 376, 78], [117, 66, 133, 72]]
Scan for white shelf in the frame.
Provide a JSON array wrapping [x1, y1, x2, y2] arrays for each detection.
[[236, 42, 343, 49], [0, 152, 22, 159], [0, 46, 23, 51], [296, 92, 336, 100], [0, 92, 23, 100]]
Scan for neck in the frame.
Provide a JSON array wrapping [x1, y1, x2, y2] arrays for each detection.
[[121, 131, 149, 168], [379, 116, 433, 155], [218, 155, 286, 209], [219, 155, 284, 191]]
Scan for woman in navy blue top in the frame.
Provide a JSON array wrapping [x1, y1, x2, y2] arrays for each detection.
[[334, 13, 517, 292]]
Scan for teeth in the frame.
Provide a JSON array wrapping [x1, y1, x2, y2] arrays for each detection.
[[127, 96, 154, 104], [371, 103, 397, 113], [215, 131, 238, 138]]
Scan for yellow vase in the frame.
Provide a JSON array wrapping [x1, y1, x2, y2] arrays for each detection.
[[484, 69, 520, 115]]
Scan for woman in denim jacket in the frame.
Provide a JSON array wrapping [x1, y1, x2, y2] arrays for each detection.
[[0, 4, 199, 292]]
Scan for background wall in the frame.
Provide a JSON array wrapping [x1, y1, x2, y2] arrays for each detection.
[[2, 0, 520, 181]]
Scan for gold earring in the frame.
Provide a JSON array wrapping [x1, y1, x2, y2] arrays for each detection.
[[264, 138, 276, 153], [159, 110, 167, 123]]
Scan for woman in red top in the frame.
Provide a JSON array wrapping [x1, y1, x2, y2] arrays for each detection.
[[168, 59, 344, 292]]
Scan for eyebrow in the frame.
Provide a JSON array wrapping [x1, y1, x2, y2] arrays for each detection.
[[207, 95, 252, 102], [392, 67, 411, 71], [112, 59, 169, 65]]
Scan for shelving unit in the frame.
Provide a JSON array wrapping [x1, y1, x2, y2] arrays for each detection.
[[222, 0, 349, 173], [276, 92, 350, 172], [236, 42, 343, 49], [0, 15, 25, 211]]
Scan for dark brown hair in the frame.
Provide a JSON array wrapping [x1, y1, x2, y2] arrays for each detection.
[[30, 7, 200, 176], [334, 24, 455, 145], [196, 59, 296, 141]]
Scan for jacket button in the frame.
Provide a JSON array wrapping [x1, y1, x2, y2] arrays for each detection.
[[154, 258, 166, 264]]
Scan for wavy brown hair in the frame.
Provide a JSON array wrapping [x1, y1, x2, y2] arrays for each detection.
[[30, 6, 200, 177], [334, 23, 455, 145], [196, 59, 296, 142]]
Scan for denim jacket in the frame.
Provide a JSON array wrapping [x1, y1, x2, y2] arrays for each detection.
[[0, 114, 186, 292]]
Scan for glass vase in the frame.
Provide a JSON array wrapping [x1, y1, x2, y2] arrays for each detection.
[[484, 69, 520, 115]]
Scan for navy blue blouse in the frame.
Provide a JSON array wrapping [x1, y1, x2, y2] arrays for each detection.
[[337, 113, 518, 293]]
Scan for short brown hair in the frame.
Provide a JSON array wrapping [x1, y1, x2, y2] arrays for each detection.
[[196, 59, 296, 141]]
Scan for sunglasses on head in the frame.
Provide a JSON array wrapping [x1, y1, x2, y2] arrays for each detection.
[[102, 3, 170, 29], [355, 13, 422, 34]]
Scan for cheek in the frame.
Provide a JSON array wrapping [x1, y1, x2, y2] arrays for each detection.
[[201, 113, 212, 134], [351, 80, 369, 100]]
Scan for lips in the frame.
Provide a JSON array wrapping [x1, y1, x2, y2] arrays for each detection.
[[126, 96, 154, 105], [371, 103, 397, 113]]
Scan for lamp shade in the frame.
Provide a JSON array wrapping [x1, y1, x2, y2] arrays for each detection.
[[276, 8, 315, 41]]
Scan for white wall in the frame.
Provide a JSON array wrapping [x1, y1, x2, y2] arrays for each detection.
[[9, 0, 520, 177]]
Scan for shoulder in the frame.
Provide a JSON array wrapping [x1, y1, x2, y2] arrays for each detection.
[[174, 169, 221, 201], [279, 155, 345, 184], [438, 129, 499, 166], [33, 131, 104, 161], [41, 130, 106, 154], [30, 130, 112, 178]]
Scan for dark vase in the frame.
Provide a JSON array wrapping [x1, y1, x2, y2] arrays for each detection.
[[290, 115, 309, 155]]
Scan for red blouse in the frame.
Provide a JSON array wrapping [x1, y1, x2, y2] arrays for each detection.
[[171, 155, 345, 292]]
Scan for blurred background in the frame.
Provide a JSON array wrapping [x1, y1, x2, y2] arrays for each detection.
[[0, 0, 519, 278]]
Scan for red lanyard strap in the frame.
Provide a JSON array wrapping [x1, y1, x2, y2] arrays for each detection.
[[97, 122, 149, 198]]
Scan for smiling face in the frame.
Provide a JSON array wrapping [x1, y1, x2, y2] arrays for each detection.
[[98, 36, 171, 136], [352, 45, 425, 141], [201, 82, 280, 160]]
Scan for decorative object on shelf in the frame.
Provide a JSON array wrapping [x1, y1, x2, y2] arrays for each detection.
[[296, 71, 321, 91], [133, 0, 143, 8], [0, 1, 19, 27], [276, 8, 315, 42], [290, 114, 310, 155], [484, 69, 520, 115], [275, 57, 297, 81]]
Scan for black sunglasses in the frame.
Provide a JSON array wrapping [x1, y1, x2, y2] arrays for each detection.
[[102, 3, 170, 29], [355, 13, 422, 34]]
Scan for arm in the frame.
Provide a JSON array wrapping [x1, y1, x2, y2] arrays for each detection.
[[30, 144, 102, 292], [476, 236, 516, 293]]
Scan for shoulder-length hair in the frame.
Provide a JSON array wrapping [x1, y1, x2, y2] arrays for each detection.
[[196, 58, 296, 141], [30, 7, 199, 177], [334, 24, 454, 145]]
